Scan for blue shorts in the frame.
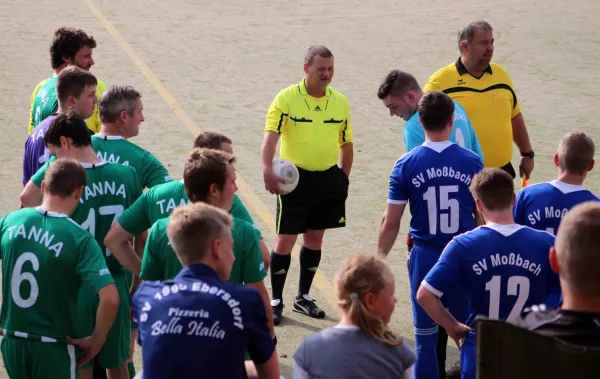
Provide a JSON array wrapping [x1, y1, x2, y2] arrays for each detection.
[[408, 244, 469, 336], [460, 335, 476, 379]]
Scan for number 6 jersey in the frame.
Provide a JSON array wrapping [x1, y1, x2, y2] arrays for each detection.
[[0, 207, 114, 342], [388, 141, 483, 248], [32, 161, 142, 272]]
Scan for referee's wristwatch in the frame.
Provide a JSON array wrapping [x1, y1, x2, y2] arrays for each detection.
[[521, 151, 535, 159]]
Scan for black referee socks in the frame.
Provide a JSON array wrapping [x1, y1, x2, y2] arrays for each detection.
[[298, 246, 322, 297], [270, 252, 291, 301]]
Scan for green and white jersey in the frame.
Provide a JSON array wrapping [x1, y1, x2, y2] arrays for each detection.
[[91, 134, 172, 189], [118, 179, 261, 239], [30, 76, 58, 130], [0, 207, 113, 343], [140, 217, 266, 284], [32, 161, 142, 272]]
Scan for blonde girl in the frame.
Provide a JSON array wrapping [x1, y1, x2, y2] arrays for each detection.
[[293, 255, 416, 379]]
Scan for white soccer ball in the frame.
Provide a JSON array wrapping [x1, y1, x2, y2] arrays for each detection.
[[272, 159, 299, 195]]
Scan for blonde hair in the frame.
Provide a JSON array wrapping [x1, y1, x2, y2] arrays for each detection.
[[335, 255, 402, 347], [167, 203, 232, 266]]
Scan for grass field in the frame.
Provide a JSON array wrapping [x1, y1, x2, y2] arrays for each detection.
[[1, 0, 600, 377]]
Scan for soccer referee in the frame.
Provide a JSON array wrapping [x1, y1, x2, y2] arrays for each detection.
[[261, 45, 353, 324], [424, 20, 535, 180]]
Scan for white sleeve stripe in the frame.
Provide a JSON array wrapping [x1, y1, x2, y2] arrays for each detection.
[[387, 199, 408, 205], [421, 280, 443, 298]]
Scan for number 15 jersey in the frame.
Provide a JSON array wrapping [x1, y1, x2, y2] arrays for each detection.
[[388, 141, 483, 248], [32, 161, 142, 272]]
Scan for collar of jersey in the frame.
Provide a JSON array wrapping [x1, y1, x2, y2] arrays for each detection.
[[422, 140, 453, 153], [94, 133, 124, 141], [334, 324, 360, 331], [80, 161, 108, 169], [298, 78, 332, 98], [455, 57, 493, 76], [483, 222, 524, 236], [35, 207, 68, 218], [549, 180, 586, 194], [177, 264, 219, 279]]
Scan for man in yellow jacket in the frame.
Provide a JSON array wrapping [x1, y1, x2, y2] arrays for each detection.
[[28, 27, 106, 134]]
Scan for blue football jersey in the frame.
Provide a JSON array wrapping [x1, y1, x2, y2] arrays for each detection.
[[423, 224, 558, 329], [388, 141, 484, 248], [514, 180, 599, 235]]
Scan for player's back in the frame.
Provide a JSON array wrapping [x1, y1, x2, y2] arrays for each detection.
[[23, 115, 56, 186], [514, 180, 600, 235], [390, 141, 483, 248], [0, 207, 105, 341], [30, 77, 58, 131], [448, 102, 484, 161], [133, 272, 265, 379], [72, 162, 141, 271], [91, 134, 172, 189], [447, 225, 556, 326]]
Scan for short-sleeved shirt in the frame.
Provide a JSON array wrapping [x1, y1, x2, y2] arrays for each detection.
[[424, 59, 521, 168], [132, 264, 275, 379], [514, 307, 600, 347], [264, 79, 353, 171], [514, 180, 600, 235], [0, 207, 113, 343], [141, 217, 266, 284], [91, 134, 172, 189], [403, 101, 484, 162], [32, 161, 142, 272], [118, 180, 261, 239], [28, 76, 106, 134], [422, 223, 558, 334], [294, 325, 416, 379], [388, 141, 483, 249], [23, 114, 56, 187]]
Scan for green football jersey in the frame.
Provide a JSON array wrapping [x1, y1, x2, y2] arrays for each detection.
[[32, 161, 142, 272], [118, 179, 262, 239], [0, 207, 114, 343], [140, 217, 266, 284], [91, 134, 172, 189], [31, 76, 59, 129]]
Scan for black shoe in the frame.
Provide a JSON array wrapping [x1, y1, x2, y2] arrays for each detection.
[[293, 295, 326, 319], [271, 299, 284, 325], [446, 360, 461, 379]]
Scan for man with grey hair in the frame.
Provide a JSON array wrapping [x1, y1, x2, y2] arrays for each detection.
[[93, 85, 171, 189], [424, 20, 535, 182], [92, 84, 171, 379]]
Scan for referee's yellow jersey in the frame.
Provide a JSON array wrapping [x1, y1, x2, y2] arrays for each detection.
[[424, 59, 521, 168], [265, 79, 353, 171]]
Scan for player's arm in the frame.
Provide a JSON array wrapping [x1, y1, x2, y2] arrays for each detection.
[[378, 164, 409, 257], [378, 203, 407, 257], [262, 93, 288, 194], [246, 291, 280, 379], [104, 223, 142, 276], [338, 100, 354, 177], [20, 180, 43, 207], [68, 237, 120, 365], [416, 240, 471, 347], [142, 152, 172, 188]]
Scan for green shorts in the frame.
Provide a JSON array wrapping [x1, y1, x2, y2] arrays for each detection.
[[78, 270, 131, 369], [1, 336, 77, 379]]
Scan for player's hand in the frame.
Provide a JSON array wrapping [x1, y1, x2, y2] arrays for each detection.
[[519, 156, 534, 180], [263, 169, 286, 195], [67, 335, 105, 366], [448, 323, 472, 350]]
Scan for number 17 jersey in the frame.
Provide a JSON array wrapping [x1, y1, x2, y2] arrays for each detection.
[[388, 141, 483, 248], [32, 161, 142, 272]]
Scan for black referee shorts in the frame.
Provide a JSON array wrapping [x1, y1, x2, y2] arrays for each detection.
[[499, 162, 517, 179], [276, 165, 349, 235]]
